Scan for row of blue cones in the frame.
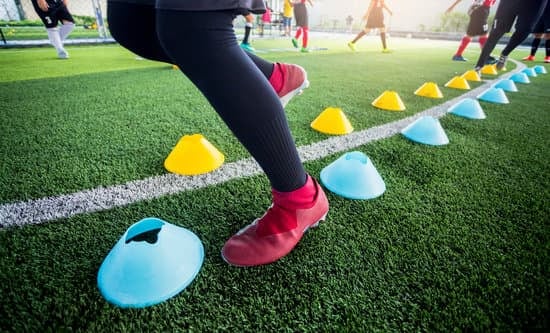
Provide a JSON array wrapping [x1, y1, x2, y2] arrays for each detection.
[[96, 65, 546, 309]]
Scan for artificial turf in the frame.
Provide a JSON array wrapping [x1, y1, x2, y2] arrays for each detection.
[[0, 36, 548, 331]]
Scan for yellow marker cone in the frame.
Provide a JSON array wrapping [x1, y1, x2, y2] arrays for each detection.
[[164, 134, 225, 175], [481, 64, 498, 75], [414, 82, 443, 99], [444, 76, 471, 90], [372, 90, 406, 111], [172, 64, 179, 70], [310, 107, 354, 135], [461, 70, 481, 82]]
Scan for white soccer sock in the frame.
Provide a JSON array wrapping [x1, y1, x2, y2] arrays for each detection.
[[59, 22, 75, 40], [47, 27, 64, 52]]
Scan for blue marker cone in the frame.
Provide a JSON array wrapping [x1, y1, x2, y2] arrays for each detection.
[[98, 217, 204, 308], [401, 116, 449, 146], [493, 79, 518, 92], [448, 98, 486, 120], [534, 65, 547, 74], [320, 151, 386, 200], [510, 72, 530, 84], [522, 67, 537, 77], [477, 87, 509, 104]]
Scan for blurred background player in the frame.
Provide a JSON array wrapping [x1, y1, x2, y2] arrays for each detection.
[[31, 0, 75, 59], [282, 0, 294, 37], [446, 0, 497, 62], [522, 1, 550, 63], [291, 0, 314, 53], [241, 12, 256, 52], [347, 0, 393, 53], [258, 1, 272, 37], [474, 0, 548, 72]]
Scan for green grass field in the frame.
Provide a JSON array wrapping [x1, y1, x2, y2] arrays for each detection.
[[1, 35, 549, 331]]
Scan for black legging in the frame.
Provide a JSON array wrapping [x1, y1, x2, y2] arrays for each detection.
[[107, 2, 307, 192], [475, 0, 548, 68]]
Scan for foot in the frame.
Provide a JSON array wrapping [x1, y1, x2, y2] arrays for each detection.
[[474, 66, 482, 77], [272, 63, 310, 107], [300, 47, 310, 53], [57, 48, 69, 59], [240, 42, 255, 53], [452, 55, 467, 61], [221, 176, 329, 267], [347, 41, 356, 52], [486, 55, 497, 65], [544, 56, 550, 63], [522, 55, 535, 61], [495, 55, 508, 71], [291, 38, 299, 48], [382, 48, 391, 54]]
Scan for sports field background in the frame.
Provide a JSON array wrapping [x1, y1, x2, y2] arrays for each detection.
[[0, 35, 549, 331]]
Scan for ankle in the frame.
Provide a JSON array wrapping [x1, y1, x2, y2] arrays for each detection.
[[272, 175, 317, 210]]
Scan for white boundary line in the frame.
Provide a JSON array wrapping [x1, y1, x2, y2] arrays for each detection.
[[0, 60, 525, 228]]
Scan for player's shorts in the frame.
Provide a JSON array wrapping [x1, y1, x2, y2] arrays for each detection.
[[283, 16, 292, 27], [466, 5, 490, 36], [365, 8, 384, 28], [532, 2, 550, 33], [31, 0, 74, 28], [293, 3, 308, 27], [492, 0, 548, 34]]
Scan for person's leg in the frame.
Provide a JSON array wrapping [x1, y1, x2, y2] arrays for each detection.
[[545, 34, 550, 61], [525, 33, 542, 60], [301, 26, 309, 51], [474, 0, 518, 70], [154, 9, 327, 266], [57, 6, 75, 40], [348, 28, 369, 51], [454, 35, 472, 61], [292, 26, 302, 48], [497, 0, 548, 69], [379, 27, 388, 51], [107, 1, 172, 63]]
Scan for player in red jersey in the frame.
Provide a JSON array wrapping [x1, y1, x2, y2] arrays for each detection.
[[347, 0, 393, 53], [446, 0, 497, 62], [291, 0, 314, 53]]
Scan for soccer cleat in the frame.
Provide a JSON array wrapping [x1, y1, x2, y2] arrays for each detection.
[[382, 48, 391, 53], [486, 55, 497, 64], [221, 175, 329, 267], [347, 41, 356, 52], [57, 48, 69, 59], [496, 55, 508, 71], [474, 66, 482, 77], [452, 55, 467, 61], [273, 63, 310, 107], [300, 47, 310, 53], [240, 42, 255, 53], [544, 56, 550, 63], [522, 55, 535, 61], [291, 38, 299, 48]]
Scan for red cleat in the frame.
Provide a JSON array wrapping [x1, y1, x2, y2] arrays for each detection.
[[522, 55, 535, 61], [545, 56, 550, 63], [221, 175, 329, 267], [272, 63, 310, 107]]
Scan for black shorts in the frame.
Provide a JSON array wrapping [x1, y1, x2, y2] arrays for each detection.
[[366, 8, 384, 28], [31, 0, 74, 28], [466, 5, 490, 36], [532, 2, 550, 33], [492, 0, 548, 33]]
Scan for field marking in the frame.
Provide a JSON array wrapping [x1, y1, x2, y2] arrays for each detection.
[[0, 60, 525, 228]]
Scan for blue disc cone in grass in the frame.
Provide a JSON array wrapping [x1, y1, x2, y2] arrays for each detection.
[[320, 151, 386, 200], [401, 116, 449, 146], [533, 65, 547, 74], [493, 79, 518, 92], [510, 72, 530, 84], [477, 87, 509, 104], [522, 67, 538, 77], [448, 98, 486, 120], [98, 217, 204, 308]]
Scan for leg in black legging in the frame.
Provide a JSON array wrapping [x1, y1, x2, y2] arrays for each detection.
[[108, 3, 306, 192], [501, 0, 548, 56]]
